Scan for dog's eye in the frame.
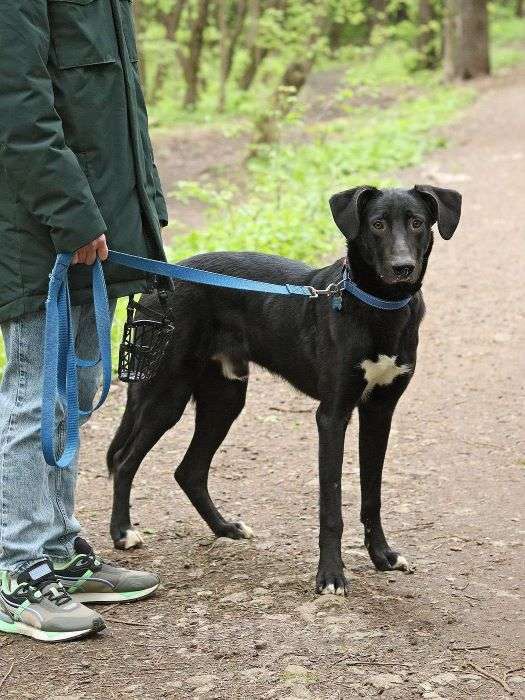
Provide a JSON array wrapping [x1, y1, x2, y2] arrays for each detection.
[[410, 218, 423, 229], [372, 220, 386, 231]]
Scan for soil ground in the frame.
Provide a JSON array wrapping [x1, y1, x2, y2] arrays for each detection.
[[1, 67, 524, 700]]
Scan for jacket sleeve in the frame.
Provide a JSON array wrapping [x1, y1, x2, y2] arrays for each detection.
[[0, 0, 107, 253]]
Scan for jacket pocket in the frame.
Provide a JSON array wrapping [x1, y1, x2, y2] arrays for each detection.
[[48, 0, 118, 69]]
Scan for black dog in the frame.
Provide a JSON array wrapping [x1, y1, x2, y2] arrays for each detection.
[[107, 185, 461, 595]]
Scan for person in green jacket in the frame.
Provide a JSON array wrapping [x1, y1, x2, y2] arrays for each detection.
[[0, 0, 168, 642]]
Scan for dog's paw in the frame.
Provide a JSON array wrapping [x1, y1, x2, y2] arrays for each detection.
[[315, 568, 348, 596], [371, 548, 411, 573], [114, 528, 145, 550], [391, 554, 410, 571], [216, 520, 254, 540]]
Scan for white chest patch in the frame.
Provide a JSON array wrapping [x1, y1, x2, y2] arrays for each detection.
[[360, 355, 411, 398]]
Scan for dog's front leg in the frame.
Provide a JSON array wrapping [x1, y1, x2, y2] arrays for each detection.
[[358, 397, 409, 572], [315, 404, 350, 596]]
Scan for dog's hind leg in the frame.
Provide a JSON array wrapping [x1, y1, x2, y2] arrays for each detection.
[[109, 379, 192, 549], [175, 361, 251, 540]]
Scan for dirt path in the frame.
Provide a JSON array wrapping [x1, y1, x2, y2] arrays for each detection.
[[2, 69, 524, 699]]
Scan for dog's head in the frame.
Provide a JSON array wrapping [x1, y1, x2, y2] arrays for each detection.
[[329, 185, 462, 287]]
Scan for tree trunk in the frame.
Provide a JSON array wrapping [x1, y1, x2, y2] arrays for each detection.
[[218, 0, 228, 112], [370, 0, 387, 13], [517, 0, 524, 17], [328, 22, 345, 53], [238, 0, 268, 91], [249, 58, 316, 155], [444, 0, 490, 80], [250, 15, 333, 155], [389, 1, 409, 23], [177, 0, 211, 110], [224, 0, 248, 81], [151, 0, 187, 103], [366, 0, 387, 38], [416, 0, 440, 70], [238, 46, 268, 90], [218, 0, 248, 111]]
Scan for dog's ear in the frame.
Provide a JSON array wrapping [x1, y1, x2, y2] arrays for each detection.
[[329, 186, 379, 240], [414, 185, 462, 240]]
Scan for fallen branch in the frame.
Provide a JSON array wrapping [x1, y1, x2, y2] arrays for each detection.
[[432, 534, 471, 542], [505, 667, 525, 680], [468, 662, 514, 696], [269, 406, 313, 413], [99, 603, 120, 614], [450, 644, 490, 651], [391, 521, 435, 534], [346, 661, 411, 668], [460, 438, 500, 450], [0, 661, 15, 691], [130, 667, 186, 673], [104, 617, 149, 628], [331, 655, 411, 669]]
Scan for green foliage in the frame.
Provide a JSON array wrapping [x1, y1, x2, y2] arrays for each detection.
[[138, 0, 524, 125], [490, 2, 525, 70], [339, 43, 438, 103], [491, 1, 525, 44], [138, 0, 444, 123], [112, 299, 129, 370], [328, 0, 442, 73]]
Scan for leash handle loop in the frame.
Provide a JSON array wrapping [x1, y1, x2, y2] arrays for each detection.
[[42, 255, 112, 469]]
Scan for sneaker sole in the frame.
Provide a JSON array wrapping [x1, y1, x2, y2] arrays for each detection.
[[0, 615, 106, 643], [70, 583, 159, 604]]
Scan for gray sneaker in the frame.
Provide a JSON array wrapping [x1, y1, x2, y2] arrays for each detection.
[[55, 538, 159, 603], [0, 559, 105, 642]]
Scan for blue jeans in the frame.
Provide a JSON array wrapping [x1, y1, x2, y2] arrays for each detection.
[[0, 302, 116, 571]]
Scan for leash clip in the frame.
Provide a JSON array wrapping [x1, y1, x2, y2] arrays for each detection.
[[307, 281, 343, 299]]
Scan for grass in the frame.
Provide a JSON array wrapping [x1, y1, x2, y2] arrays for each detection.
[[491, 3, 525, 70]]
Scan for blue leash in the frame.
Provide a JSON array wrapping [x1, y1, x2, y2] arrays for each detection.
[[42, 250, 412, 468], [42, 254, 113, 468], [107, 250, 314, 298]]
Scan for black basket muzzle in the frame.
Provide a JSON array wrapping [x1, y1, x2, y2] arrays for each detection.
[[118, 295, 174, 383]]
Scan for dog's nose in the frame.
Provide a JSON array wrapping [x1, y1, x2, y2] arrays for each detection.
[[392, 263, 415, 279]]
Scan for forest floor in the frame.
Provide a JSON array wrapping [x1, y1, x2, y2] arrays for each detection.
[[1, 66, 524, 699]]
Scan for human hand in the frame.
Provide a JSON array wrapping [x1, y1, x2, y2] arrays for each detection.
[[72, 234, 109, 265]]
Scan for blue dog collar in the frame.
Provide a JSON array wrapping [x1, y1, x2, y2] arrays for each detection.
[[335, 262, 413, 311], [342, 278, 412, 310]]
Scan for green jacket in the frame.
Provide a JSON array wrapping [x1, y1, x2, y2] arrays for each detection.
[[0, 0, 168, 323]]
